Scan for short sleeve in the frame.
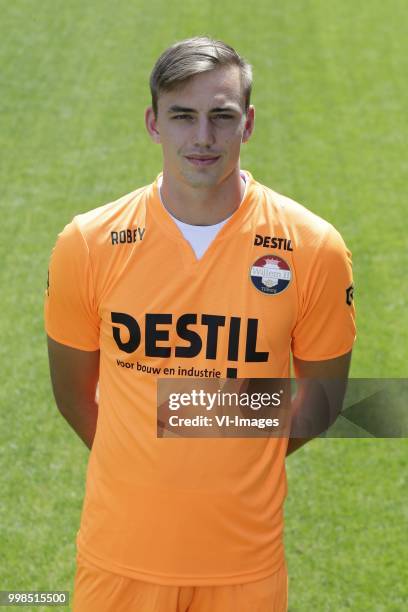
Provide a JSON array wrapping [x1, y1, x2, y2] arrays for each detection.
[[291, 225, 356, 360], [44, 218, 100, 350]]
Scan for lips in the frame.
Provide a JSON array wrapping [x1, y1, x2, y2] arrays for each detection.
[[186, 155, 219, 159], [185, 155, 221, 166]]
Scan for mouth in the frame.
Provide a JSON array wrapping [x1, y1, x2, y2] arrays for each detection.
[[185, 155, 221, 167]]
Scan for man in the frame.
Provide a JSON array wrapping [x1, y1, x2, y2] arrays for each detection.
[[45, 36, 356, 611]]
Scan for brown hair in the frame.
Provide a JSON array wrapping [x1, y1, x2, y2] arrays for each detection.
[[149, 36, 253, 117]]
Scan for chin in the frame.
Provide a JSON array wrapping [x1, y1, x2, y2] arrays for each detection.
[[180, 168, 222, 189], [189, 177, 220, 189]]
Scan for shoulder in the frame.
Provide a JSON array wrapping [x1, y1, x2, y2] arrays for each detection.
[[49, 184, 152, 301], [49, 184, 151, 279], [71, 184, 149, 246], [255, 181, 348, 254]]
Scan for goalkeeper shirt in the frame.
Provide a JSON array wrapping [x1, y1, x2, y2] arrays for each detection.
[[44, 169, 356, 586]]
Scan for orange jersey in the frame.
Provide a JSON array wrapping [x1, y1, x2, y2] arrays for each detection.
[[44, 170, 356, 586]]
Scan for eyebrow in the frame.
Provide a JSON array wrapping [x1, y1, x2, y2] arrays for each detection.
[[167, 105, 239, 114]]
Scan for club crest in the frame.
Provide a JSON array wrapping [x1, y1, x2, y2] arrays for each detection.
[[250, 255, 292, 295]]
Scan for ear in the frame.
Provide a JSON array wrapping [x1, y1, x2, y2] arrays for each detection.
[[242, 105, 255, 144], [145, 106, 161, 144]]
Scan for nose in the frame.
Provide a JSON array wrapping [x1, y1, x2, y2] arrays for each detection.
[[194, 116, 216, 148]]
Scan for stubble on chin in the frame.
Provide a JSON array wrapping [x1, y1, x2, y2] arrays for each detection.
[[179, 166, 220, 190], [181, 155, 229, 189]]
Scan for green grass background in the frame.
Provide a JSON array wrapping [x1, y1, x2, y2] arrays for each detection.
[[0, 0, 407, 610]]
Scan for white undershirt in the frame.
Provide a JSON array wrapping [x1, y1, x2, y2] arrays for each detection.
[[158, 171, 248, 259]]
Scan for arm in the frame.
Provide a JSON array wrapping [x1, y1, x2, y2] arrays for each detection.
[[47, 335, 100, 450], [286, 350, 352, 456]]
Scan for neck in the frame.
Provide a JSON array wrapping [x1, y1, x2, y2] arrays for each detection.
[[160, 167, 246, 225]]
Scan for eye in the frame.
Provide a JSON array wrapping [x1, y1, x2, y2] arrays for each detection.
[[172, 114, 193, 120], [213, 114, 234, 120]]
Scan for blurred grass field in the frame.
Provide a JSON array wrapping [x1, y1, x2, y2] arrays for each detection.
[[0, 0, 407, 610]]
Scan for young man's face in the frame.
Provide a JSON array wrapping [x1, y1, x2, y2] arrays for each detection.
[[145, 65, 255, 188]]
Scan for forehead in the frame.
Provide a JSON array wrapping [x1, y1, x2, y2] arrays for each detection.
[[158, 65, 244, 111]]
